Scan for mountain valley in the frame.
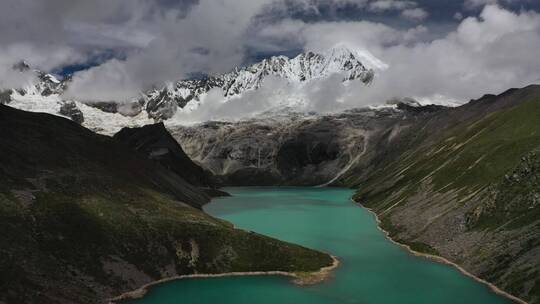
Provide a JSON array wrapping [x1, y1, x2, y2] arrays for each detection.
[[1, 47, 539, 304], [171, 85, 540, 303]]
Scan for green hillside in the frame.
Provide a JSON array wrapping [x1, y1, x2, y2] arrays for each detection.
[[346, 89, 540, 303], [0, 105, 332, 304]]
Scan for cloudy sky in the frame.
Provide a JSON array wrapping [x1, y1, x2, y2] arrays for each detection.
[[1, 0, 540, 119]]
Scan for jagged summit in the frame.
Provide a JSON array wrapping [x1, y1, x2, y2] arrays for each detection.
[[7, 61, 65, 97], [142, 46, 376, 119], [326, 44, 389, 71], [3, 47, 380, 132]]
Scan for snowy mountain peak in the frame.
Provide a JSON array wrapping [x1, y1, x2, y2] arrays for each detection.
[[324, 44, 389, 71], [4, 48, 379, 131], [136, 48, 376, 120], [323, 45, 359, 61]]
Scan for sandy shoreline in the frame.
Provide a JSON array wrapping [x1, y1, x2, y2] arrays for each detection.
[[108, 255, 339, 303], [353, 199, 528, 304]]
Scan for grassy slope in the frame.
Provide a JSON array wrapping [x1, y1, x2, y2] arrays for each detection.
[[0, 187, 331, 304], [0, 106, 332, 304], [352, 97, 540, 210], [347, 96, 540, 303]]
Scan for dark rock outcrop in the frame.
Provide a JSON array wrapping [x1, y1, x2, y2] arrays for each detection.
[[0, 89, 12, 104], [59, 101, 84, 124], [88, 101, 119, 113], [114, 123, 216, 189], [145, 89, 179, 120]]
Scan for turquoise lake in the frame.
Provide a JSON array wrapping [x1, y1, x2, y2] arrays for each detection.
[[127, 187, 512, 304]]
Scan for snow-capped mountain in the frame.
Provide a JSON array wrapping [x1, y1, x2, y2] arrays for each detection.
[[142, 46, 375, 120], [10, 61, 67, 96], [2, 46, 376, 134]]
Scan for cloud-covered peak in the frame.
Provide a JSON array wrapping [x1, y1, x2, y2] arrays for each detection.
[[1, 0, 540, 124], [323, 43, 389, 71]]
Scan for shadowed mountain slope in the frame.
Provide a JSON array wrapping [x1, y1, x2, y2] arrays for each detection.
[[114, 123, 215, 189], [0, 105, 332, 304]]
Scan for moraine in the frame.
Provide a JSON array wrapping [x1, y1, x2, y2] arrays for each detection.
[[124, 187, 512, 304]]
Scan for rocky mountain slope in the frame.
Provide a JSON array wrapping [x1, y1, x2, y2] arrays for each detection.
[[2, 46, 375, 132], [169, 103, 443, 186], [0, 105, 333, 304], [341, 85, 540, 303]]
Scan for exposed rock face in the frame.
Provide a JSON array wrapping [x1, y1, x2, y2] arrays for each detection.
[[145, 88, 178, 120], [0, 105, 332, 304], [88, 101, 119, 113], [59, 101, 84, 124], [344, 85, 540, 304], [169, 106, 432, 186]]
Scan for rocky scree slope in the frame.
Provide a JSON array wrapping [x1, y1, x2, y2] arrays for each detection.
[[169, 103, 444, 186], [341, 85, 540, 303], [0, 105, 333, 304]]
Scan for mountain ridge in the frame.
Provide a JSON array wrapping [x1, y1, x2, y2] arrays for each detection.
[[113, 122, 217, 190], [2, 46, 375, 128]]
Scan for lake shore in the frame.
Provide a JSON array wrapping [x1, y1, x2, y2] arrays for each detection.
[[354, 200, 528, 304], [108, 255, 339, 303]]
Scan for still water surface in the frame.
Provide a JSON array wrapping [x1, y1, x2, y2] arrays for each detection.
[[128, 187, 511, 304]]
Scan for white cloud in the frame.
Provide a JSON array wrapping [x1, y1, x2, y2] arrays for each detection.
[[368, 0, 416, 12], [300, 21, 427, 53], [401, 8, 429, 21], [367, 0, 428, 22], [64, 59, 142, 102], [0, 43, 84, 90], [307, 4, 540, 105], [464, 0, 499, 10], [292, 0, 369, 12], [65, 0, 272, 102], [2, 0, 540, 122], [176, 4, 540, 122], [463, 0, 527, 10]]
